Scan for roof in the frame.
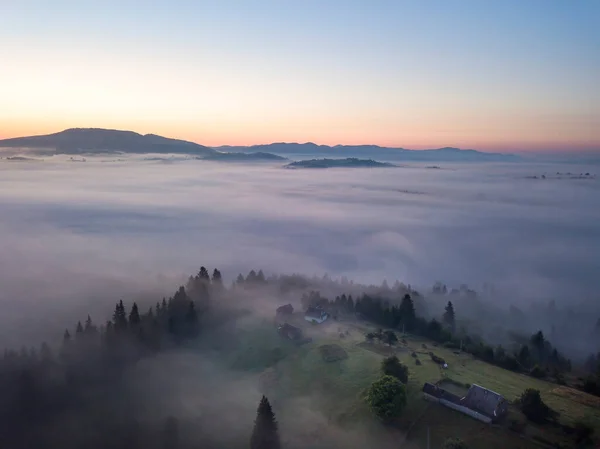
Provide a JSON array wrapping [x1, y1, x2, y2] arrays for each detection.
[[422, 383, 462, 404], [276, 304, 294, 314], [278, 323, 303, 340], [305, 306, 326, 319], [462, 384, 506, 417]]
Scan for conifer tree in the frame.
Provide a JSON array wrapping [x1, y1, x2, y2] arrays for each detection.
[[185, 301, 199, 337], [113, 300, 128, 332], [129, 302, 141, 327], [399, 294, 416, 330], [84, 315, 97, 336], [198, 266, 210, 282], [75, 321, 84, 337], [212, 268, 223, 287], [250, 396, 280, 449], [443, 301, 456, 332]]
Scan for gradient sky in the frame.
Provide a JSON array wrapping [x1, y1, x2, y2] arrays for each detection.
[[1, 0, 599, 152]]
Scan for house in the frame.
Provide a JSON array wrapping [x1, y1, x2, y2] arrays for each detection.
[[277, 323, 303, 341], [276, 304, 294, 316], [462, 384, 508, 421], [422, 382, 507, 424], [305, 306, 328, 324]]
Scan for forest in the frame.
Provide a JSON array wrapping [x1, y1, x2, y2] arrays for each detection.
[[1, 266, 599, 448]]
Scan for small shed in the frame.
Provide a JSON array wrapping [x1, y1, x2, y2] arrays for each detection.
[[276, 304, 294, 316]]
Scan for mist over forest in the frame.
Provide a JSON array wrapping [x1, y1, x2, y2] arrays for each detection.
[[1, 155, 600, 448]]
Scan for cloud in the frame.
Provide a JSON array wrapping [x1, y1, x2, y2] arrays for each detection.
[[1, 157, 599, 347]]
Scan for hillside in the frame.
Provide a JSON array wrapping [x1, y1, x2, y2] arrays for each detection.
[[215, 143, 522, 162], [0, 128, 216, 156], [285, 158, 396, 169]]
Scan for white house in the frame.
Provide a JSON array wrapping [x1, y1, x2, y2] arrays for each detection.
[[304, 306, 328, 324]]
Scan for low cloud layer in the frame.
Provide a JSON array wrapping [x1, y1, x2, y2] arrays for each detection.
[[1, 156, 599, 346]]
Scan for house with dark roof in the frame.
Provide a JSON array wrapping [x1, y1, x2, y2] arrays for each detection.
[[422, 382, 508, 424], [276, 304, 294, 316], [277, 323, 303, 341], [304, 306, 328, 324]]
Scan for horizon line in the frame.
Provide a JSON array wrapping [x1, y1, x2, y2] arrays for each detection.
[[1, 127, 599, 155]]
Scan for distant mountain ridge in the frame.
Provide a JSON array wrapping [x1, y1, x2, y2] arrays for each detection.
[[0, 128, 521, 162], [215, 143, 521, 162], [0, 128, 216, 156]]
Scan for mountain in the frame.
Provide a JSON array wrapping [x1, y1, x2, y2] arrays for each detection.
[[285, 158, 395, 169], [214, 143, 521, 162], [0, 128, 216, 156]]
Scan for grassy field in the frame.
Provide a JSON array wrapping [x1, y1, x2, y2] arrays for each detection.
[[202, 313, 600, 448]]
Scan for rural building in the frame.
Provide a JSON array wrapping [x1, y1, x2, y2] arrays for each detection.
[[277, 323, 303, 341], [276, 304, 294, 316], [304, 306, 328, 324], [422, 382, 508, 424]]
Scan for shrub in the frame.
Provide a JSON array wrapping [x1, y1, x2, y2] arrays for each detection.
[[574, 419, 594, 444], [529, 364, 546, 379], [381, 356, 409, 384], [366, 375, 407, 422], [442, 437, 468, 449], [518, 389, 559, 424], [415, 359, 422, 365], [411, 351, 417, 358]]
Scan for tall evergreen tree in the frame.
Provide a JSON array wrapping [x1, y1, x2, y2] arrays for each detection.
[[212, 268, 223, 288], [84, 315, 97, 336], [198, 266, 210, 282], [113, 300, 128, 332], [399, 294, 416, 331], [443, 301, 456, 331], [185, 301, 200, 337], [75, 321, 84, 337], [129, 302, 141, 327], [250, 396, 280, 449]]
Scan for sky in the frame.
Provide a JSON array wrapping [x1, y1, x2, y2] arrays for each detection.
[[1, 0, 599, 152]]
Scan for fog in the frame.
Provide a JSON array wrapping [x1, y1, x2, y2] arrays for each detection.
[[1, 155, 599, 346]]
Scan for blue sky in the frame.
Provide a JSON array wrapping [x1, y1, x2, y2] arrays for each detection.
[[1, 0, 598, 151]]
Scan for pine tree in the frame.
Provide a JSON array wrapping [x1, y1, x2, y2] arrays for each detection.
[[257, 270, 266, 283], [84, 315, 97, 336], [443, 301, 456, 332], [236, 273, 245, 284], [198, 266, 210, 282], [113, 300, 128, 332], [129, 302, 141, 327], [250, 396, 280, 449], [75, 321, 84, 337], [185, 301, 200, 337], [399, 294, 416, 331], [212, 268, 223, 288]]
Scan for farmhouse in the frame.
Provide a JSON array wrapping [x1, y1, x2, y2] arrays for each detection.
[[422, 382, 508, 424], [277, 323, 303, 341], [304, 306, 328, 324], [276, 304, 294, 316]]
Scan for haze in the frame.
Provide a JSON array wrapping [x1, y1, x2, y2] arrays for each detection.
[[1, 156, 599, 346]]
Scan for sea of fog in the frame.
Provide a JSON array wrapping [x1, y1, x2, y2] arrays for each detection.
[[1, 155, 599, 347]]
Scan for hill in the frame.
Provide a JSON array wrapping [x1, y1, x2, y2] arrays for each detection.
[[202, 151, 287, 162], [285, 158, 396, 169], [0, 128, 216, 156], [214, 143, 521, 162]]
